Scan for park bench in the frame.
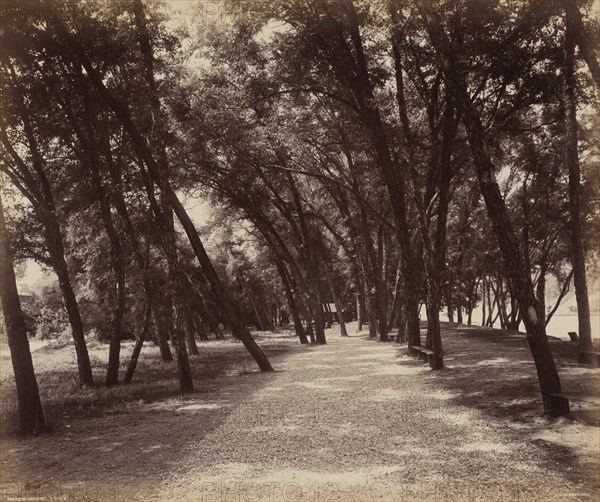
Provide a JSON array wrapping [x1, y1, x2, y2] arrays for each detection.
[[549, 392, 600, 417], [409, 345, 433, 364]]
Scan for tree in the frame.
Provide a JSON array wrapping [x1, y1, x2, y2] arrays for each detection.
[[562, 9, 593, 361], [0, 189, 46, 435], [0, 55, 95, 387], [44, 4, 273, 375], [418, 1, 569, 415]]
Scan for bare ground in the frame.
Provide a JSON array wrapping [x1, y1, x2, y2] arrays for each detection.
[[1, 322, 599, 501]]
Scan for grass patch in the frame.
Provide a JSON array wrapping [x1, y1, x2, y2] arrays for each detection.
[[0, 333, 295, 436]]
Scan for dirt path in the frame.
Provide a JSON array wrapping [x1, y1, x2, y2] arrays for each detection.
[[1, 327, 598, 501], [154, 332, 598, 501]]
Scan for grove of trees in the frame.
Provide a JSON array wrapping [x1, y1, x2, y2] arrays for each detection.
[[1, 0, 598, 433]]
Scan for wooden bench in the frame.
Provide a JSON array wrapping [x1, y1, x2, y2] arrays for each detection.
[[549, 393, 600, 417], [579, 351, 600, 367], [567, 331, 579, 343], [408, 345, 434, 364]]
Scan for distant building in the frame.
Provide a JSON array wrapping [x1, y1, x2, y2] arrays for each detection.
[[323, 303, 339, 324]]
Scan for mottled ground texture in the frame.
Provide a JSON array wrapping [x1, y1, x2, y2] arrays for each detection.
[[1, 322, 599, 501]]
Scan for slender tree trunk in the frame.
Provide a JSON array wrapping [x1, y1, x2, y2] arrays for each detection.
[[356, 294, 362, 331], [447, 281, 455, 323], [562, 20, 593, 360], [357, 284, 366, 333], [47, 226, 95, 386], [275, 259, 307, 343], [238, 269, 264, 331], [396, 283, 407, 343], [561, 0, 600, 89], [387, 259, 403, 332], [481, 276, 487, 326], [183, 307, 200, 356], [495, 279, 509, 330], [455, 268, 463, 325], [325, 264, 349, 337], [536, 265, 547, 325], [376, 228, 389, 341], [124, 300, 152, 384], [362, 271, 379, 339], [344, 4, 420, 350], [546, 270, 574, 327], [421, 4, 568, 414], [154, 307, 173, 362], [0, 193, 47, 435], [0, 97, 94, 387], [49, 12, 273, 373], [313, 278, 327, 344], [77, 75, 126, 387], [391, 17, 450, 365], [486, 278, 495, 326]]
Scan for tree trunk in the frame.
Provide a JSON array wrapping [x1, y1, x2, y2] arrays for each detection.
[[561, 0, 600, 89], [546, 270, 574, 327], [447, 281, 455, 323], [495, 279, 509, 330], [356, 288, 365, 333], [238, 269, 264, 331], [154, 308, 173, 362], [391, 16, 450, 364], [47, 225, 95, 386], [184, 307, 200, 356], [0, 192, 47, 435], [49, 12, 274, 373], [376, 227, 389, 341], [77, 74, 126, 387], [124, 301, 152, 384], [344, 3, 420, 350], [275, 259, 308, 343], [562, 19, 593, 360], [467, 275, 479, 326], [481, 276, 487, 326], [387, 259, 403, 333], [0, 98, 94, 387], [325, 264, 349, 337], [421, 4, 568, 415], [536, 266, 547, 325], [363, 274, 379, 339], [313, 279, 327, 344]]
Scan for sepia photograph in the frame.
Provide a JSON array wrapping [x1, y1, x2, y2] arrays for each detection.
[[0, 0, 599, 500]]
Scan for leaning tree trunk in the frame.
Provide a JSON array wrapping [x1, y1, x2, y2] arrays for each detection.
[[344, 3, 420, 349], [562, 19, 593, 362], [561, 0, 600, 89], [0, 192, 46, 435], [274, 259, 308, 343], [78, 76, 126, 387], [481, 276, 487, 327], [153, 306, 173, 362], [376, 227, 389, 341], [46, 225, 95, 386], [420, 4, 568, 415], [0, 102, 94, 387], [132, 0, 194, 392], [183, 306, 200, 356], [356, 291, 364, 333], [124, 300, 152, 384], [48, 11, 273, 373], [325, 264, 349, 337]]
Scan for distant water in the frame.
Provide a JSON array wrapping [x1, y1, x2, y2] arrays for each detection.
[[438, 307, 600, 342], [545, 315, 600, 341]]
